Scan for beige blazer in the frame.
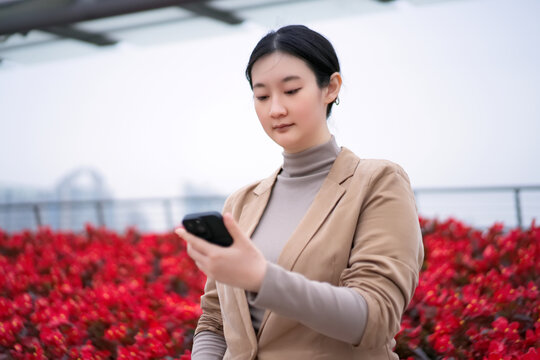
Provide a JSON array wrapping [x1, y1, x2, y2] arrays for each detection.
[[195, 147, 424, 360]]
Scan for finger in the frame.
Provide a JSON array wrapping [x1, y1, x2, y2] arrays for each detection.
[[186, 242, 207, 266], [174, 226, 185, 237], [195, 261, 206, 273], [187, 246, 213, 278], [176, 228, 213, 256], [223, 213, 247, 245]]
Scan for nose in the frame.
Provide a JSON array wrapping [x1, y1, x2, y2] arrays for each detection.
[[269, 96, 287, 118]]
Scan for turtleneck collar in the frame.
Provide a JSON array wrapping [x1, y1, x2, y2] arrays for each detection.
[[280, 135, 341, 178]]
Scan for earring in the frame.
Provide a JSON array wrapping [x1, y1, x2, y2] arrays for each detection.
[[334, 96, 340, 105]]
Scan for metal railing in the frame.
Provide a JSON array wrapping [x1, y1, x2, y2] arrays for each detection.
[[1, 186, 539, 233], [413, 185, 540, 230], [0, 195, 227, 233]]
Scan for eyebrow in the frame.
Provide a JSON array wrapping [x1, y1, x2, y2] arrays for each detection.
[[253, 75, 302, 89]]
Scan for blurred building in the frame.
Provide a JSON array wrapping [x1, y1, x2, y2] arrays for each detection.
[[0, 168, 226, 233], [0, 167, 125, 232]]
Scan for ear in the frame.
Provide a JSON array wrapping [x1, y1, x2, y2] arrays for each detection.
[[324, 72, 342, 105]]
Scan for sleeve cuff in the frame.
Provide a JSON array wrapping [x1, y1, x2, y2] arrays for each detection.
[[246, 261, 280, 308]]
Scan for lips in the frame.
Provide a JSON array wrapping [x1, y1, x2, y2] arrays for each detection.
[[273, 123, 294, 130]]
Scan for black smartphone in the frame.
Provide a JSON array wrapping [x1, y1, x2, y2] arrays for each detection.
[[182, 211, 233, 247]]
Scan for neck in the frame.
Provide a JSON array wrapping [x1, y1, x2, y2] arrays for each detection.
[[283, 129, 332, 154]]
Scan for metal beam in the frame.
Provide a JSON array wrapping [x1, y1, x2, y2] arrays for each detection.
[[179, 1, 243, 25], [40, 25, 118, 46], [0, 0, 203, 36]]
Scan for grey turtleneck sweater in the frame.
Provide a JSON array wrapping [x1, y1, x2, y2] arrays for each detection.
[[192, 136, 368, 359]]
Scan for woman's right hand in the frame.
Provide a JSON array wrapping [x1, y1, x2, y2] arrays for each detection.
[[175, 213, 267, 293]]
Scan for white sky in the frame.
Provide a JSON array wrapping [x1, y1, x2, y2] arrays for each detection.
[[0, 0, 539, 199]]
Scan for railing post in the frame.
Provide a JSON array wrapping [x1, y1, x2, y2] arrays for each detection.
[[164, 199, 174, 230], [33, 204, 42, 228], [95, 200, 105, 227], [514, 188, 522, 229]]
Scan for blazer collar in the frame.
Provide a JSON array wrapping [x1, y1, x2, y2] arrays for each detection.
[[238, 168, 280, 239], [325, 146, 360, 185], [252, 168, 279, 196]]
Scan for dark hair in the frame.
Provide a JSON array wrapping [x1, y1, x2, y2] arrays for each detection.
[[245, 25, 341, 118]]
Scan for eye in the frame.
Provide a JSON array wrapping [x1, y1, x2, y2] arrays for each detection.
[[285, 88, 301, 95], [255, 95, 269, 101]]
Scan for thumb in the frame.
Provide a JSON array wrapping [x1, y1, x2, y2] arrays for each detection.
[[223, 213, 249, 245]]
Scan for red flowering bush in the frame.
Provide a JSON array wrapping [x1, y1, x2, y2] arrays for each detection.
[[396, 218, 540, 359], [0, 225, 204, 359], [1, 217, 539, 359]]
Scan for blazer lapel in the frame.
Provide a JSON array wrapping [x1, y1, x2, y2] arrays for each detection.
[[257, 147, 359, 335], [231, 169, 279, 349], [277, 147, 359, 271], [238, 169, 279, 237]]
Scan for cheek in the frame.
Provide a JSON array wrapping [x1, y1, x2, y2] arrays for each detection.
[[294, 94, 320, 119], [254, 104, 269, 126], [254, 102, 263, 117]]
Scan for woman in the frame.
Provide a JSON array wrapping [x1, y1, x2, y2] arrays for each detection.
[[176, 25, 424, 360]]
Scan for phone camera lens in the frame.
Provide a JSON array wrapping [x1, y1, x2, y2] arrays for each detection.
[[196, 225, 207, 234]]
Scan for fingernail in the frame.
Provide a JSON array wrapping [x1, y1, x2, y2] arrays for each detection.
[[174, 227, 185, 234]]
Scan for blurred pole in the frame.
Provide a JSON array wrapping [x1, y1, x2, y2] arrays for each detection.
[[33, 204, 42, 228], [164, 199, 173, 230], [514, 188, 522, 229], [95, 200, 105, 227]]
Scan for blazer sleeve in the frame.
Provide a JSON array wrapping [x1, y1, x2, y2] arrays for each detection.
[[194, 276, 224, 336], [339, 161, 424, 349]]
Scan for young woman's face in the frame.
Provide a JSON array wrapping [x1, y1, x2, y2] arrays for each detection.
[[250, 52, 334, 153]]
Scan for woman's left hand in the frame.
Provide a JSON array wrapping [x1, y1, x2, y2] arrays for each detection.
[[175, 213, 267, 293]]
